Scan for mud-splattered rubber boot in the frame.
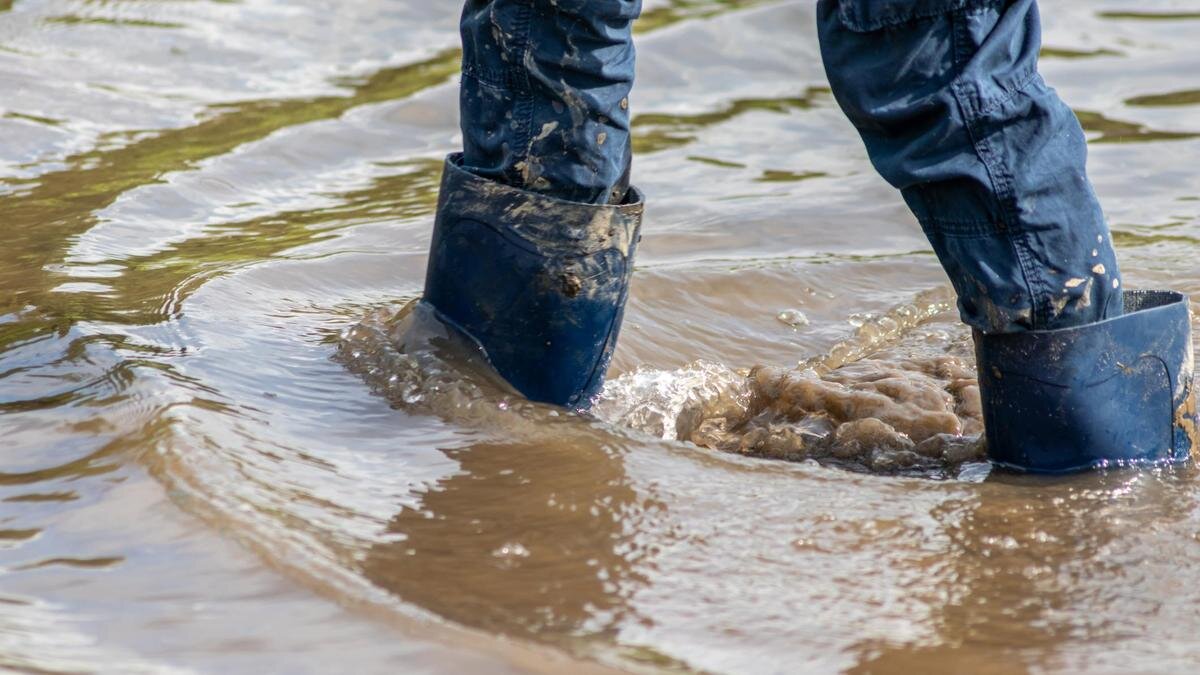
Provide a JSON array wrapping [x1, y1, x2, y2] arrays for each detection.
[[421, 153, 643, 410], [975, 290, 1197, 473]]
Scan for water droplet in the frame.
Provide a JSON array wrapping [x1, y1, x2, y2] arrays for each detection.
[[847, 312, 872, 327], [776, 309, 809, 328], [493, 543, 530, 559]]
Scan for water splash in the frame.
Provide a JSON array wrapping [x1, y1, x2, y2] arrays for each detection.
[[592, 360, 753, 441], [336, 299, 532, 423], [801, 286, 955, 373], [335, 299, 617, 445]]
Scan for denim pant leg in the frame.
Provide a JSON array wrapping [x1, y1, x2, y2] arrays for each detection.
[[816, 0, 1123, 334], [459, 0, 641, 205]]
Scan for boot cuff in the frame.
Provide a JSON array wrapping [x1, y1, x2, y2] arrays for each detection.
[[439, 153, 644, 256]]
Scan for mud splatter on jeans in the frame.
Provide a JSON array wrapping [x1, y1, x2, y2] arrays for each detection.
[[818, 0, 1122, 333], [459, 0, 639, 205]]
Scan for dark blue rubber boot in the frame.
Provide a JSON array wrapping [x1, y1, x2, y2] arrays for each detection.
[[421, 154, 644, 410], [975, 290, 1198, 473]]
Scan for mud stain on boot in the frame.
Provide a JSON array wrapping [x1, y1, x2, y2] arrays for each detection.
[[1176, 386, 1199, 459]]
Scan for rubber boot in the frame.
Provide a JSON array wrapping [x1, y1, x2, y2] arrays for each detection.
[[975, 290, 1198, 473], [421, 154, 644, 409]]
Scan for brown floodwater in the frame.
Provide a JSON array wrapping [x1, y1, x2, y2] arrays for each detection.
[[3, 0, 1200, 672]]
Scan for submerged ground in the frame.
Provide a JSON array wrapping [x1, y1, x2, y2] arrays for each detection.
[[2, 0, 1200, 672]]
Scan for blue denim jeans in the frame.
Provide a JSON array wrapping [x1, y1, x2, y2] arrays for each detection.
[[457, 0, 1123, 333], [459, 0, 640, 205]]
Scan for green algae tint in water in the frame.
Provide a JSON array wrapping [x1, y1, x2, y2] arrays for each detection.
[[2, 0, 1200, 673]]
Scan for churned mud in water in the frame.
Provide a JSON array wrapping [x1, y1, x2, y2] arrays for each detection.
[[702, 356, 985, 472], [596, 287, 988, 477]]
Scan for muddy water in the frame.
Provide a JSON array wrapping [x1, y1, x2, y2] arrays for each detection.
[[3, 0, 1200, 672]]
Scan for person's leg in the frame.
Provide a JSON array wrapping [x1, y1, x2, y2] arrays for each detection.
[[459, 0, 639, 204], [816, 0, 1120, 334], [421, 1, 644, 409], [816, 0, 1196, 471]]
